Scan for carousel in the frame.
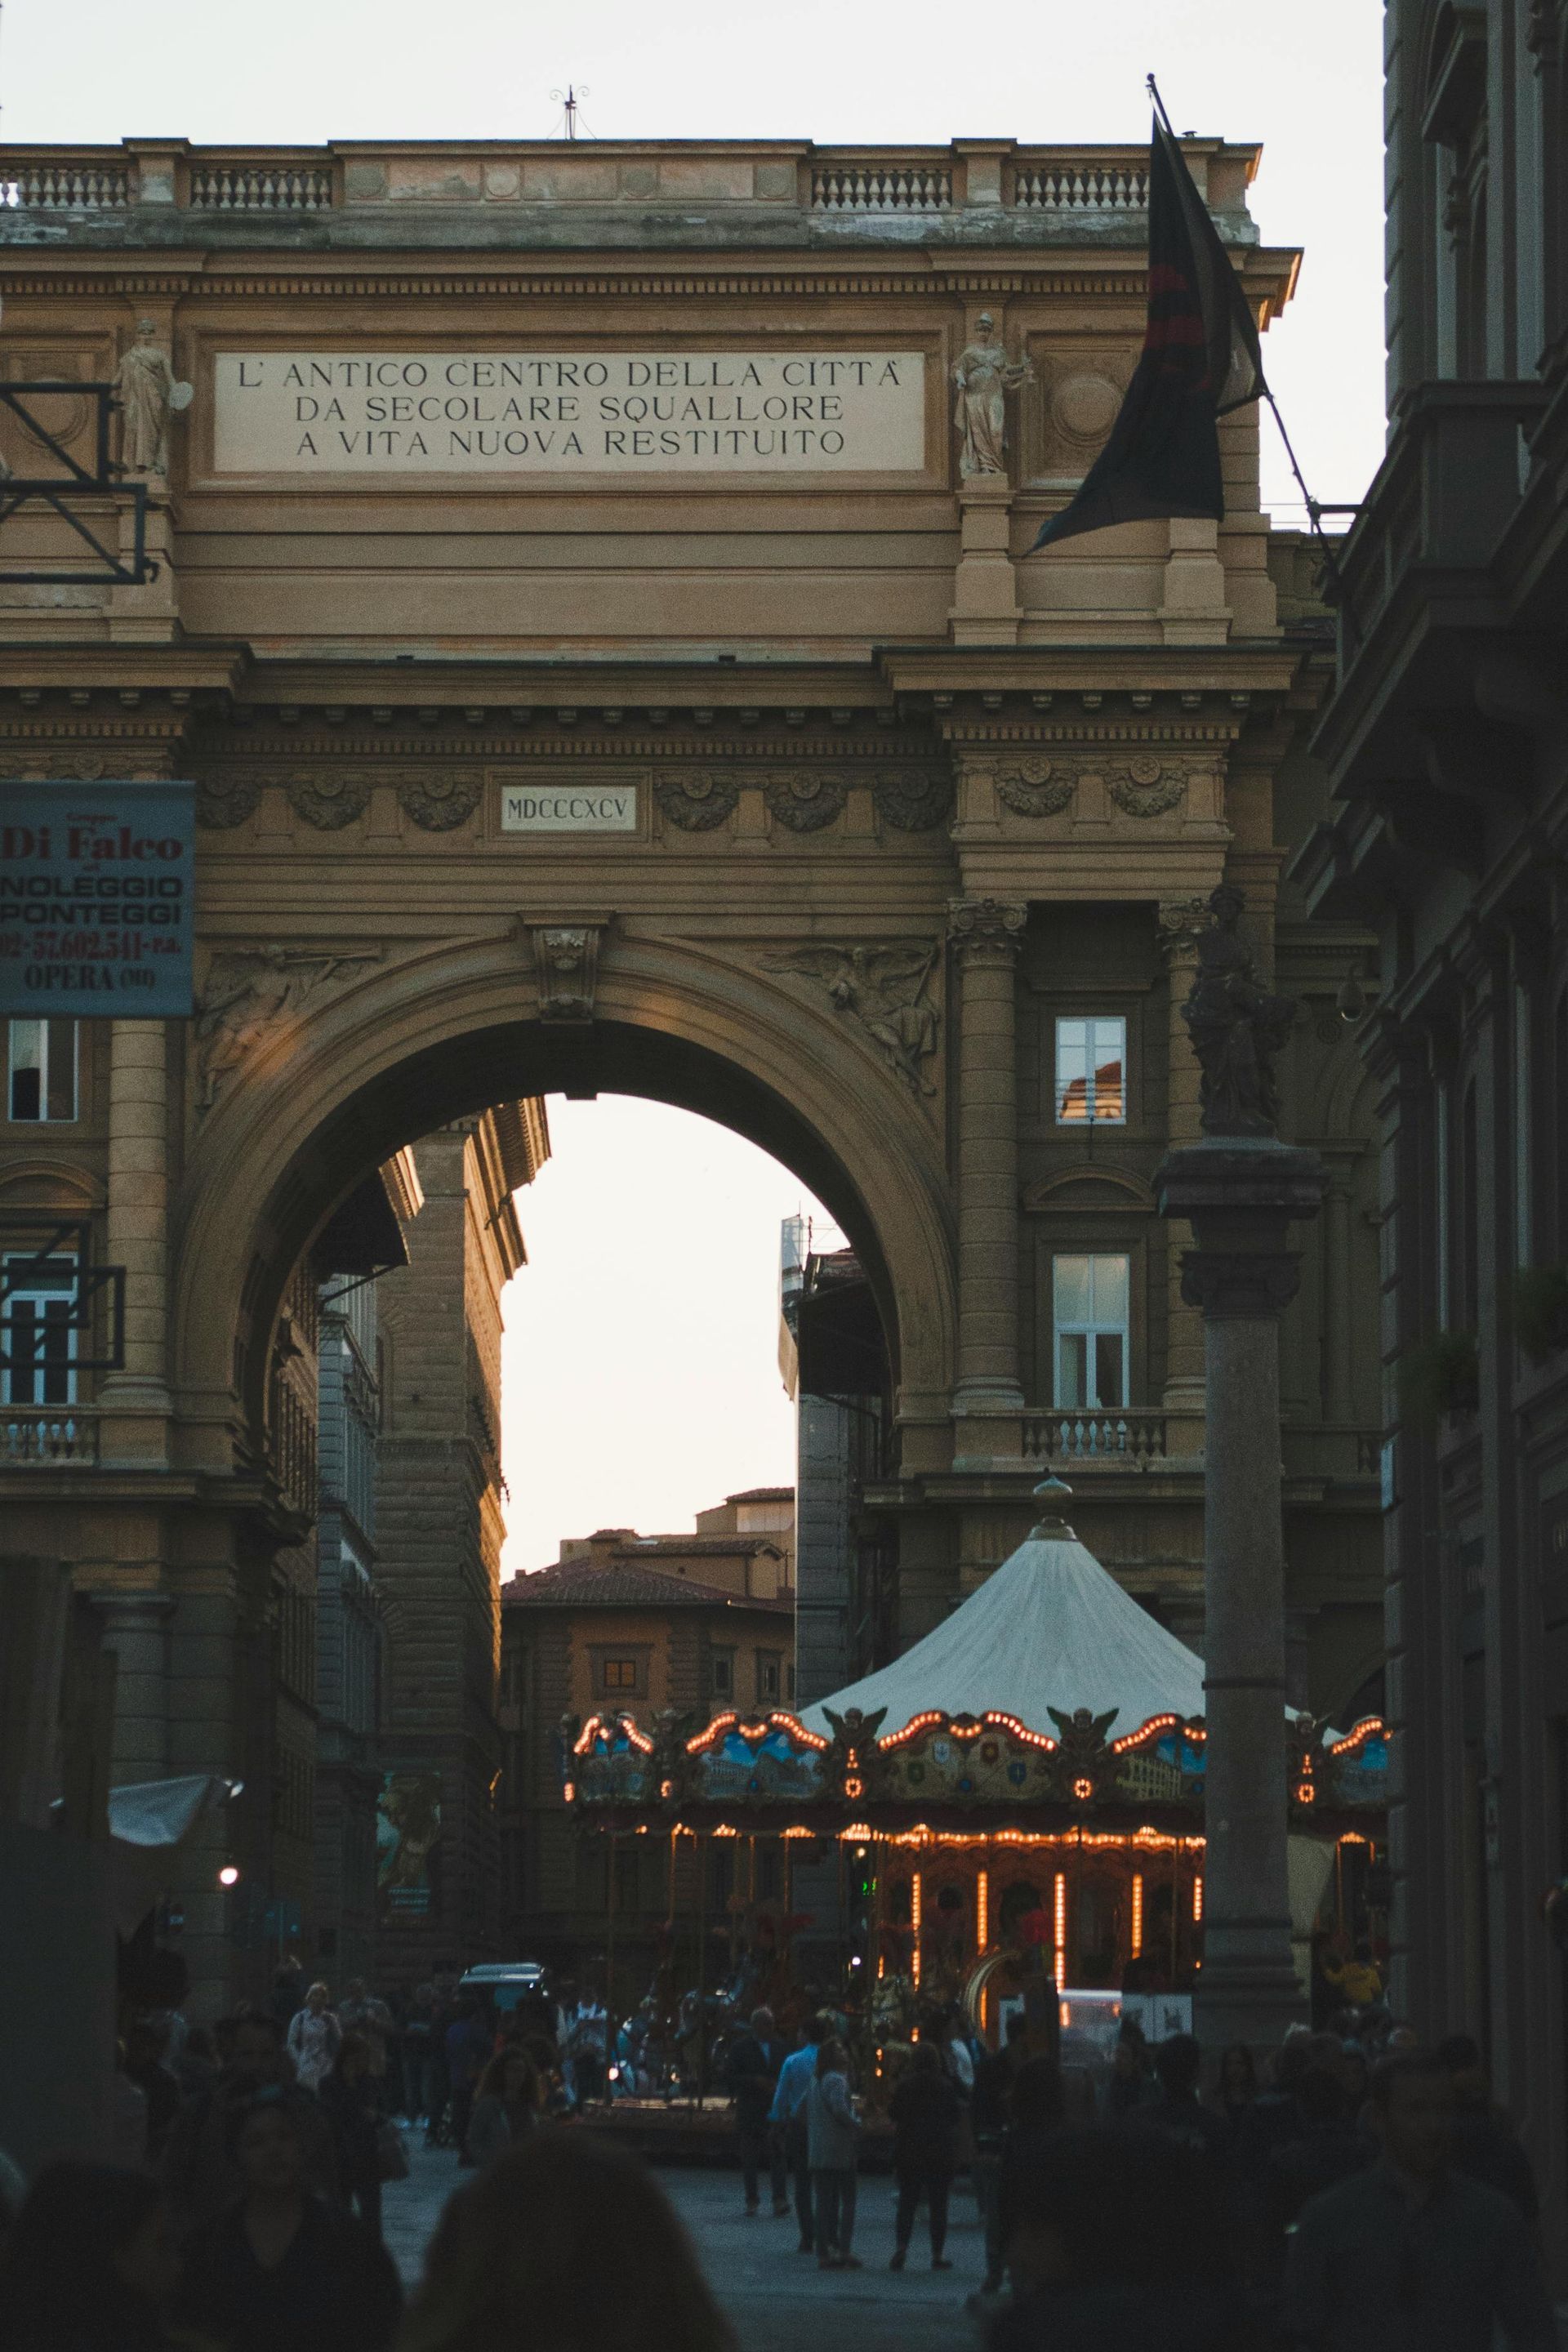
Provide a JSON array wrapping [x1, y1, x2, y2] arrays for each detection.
[[562, 1481, 1388, 2066]]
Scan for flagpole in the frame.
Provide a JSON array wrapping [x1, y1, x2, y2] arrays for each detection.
[[1146, 72, 1351, 605]]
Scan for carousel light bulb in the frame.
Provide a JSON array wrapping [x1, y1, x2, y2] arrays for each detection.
[[1130, 1873, 1144, 1957], [217, 1864, 240, 1887]]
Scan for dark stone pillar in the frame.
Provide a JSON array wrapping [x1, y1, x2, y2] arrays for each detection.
[[1156, 1137, 1326, 2056]]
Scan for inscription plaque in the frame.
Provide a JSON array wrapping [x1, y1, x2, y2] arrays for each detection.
[[213, 352, 927, 474]]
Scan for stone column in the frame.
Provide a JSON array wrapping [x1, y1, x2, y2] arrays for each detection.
[[948, 898, 1027, 1441], [99, 1019, 172, 1459], [1156, 1138, 1326, 2056], [1321, 1169, 1354, 1426], [94, 1594, 176, 1784], [1157, 901, 1212, 1454]]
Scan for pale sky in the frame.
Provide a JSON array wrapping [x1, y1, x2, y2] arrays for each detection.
[[8, 0, 1390, 1561]]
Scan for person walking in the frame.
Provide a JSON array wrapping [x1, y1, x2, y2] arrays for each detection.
[[996, 2055, 1067, 2294], [466, 2047, 541, 2171], [0, 2162, 185, 2352], [177, 2088, 403, 2352], [1129, 2034, 1232, 2160], [318, 2033, 385, 2242], [1281, 2051, 1557, 2352], [287, 1982, 343, 2096], [725, 2006, 786, 2217], [444, 1998, 490, 2164], [338, 1981, 395, 2101], [769, 2015, 826, 2253], [806, 2037, 860, 2272], [889, 2040, 961, 2271], [973, 2012, 1028, 2293]]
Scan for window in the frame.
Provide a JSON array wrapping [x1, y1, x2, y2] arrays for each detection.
[[710, 1650, 735, 1700], [786, 1663, 796, 1704], [7, 1021, 77, 1122], [756, 1653, 782, 1704], [1053, 1254, 1129, 1409], [590, 1648, 648, 1701], [1054, 1018, 1125, 1125], [602, 1658, 638, 1694], [2, 1252, 78, 1406]]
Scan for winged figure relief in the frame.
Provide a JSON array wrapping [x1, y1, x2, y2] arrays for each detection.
[[765, 945, 941, 1095]]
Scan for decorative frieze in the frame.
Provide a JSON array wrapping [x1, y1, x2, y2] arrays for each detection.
[[761, 767, 848, 832], [399, 770, 484, 830], [990, 755, 1075, 817], [870, 768, 952, 831], [1107, 758, 1187, 817], [654, 766, 738, 831], [286, 772, 372, 829]]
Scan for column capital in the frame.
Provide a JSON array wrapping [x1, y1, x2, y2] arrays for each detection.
[[1156, 895, 1215, 965], [947, 897, 1026, 964]]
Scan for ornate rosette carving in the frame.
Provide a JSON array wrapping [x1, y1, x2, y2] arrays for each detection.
[[992, 755, 1074, 817], [1107, 758, 1186, 818], [762, 768, 848, 832], [397, 770, 483, 831], [654, 767, 738, 831], [287, 773, 372, 830], [196, 775, 262, 830], [871, 768, 954, 832]]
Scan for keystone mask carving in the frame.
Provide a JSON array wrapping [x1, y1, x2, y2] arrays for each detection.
[[527, 922, 607, 1022]]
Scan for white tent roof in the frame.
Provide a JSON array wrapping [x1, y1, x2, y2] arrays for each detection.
[[802, 1502, 1206, 1744]]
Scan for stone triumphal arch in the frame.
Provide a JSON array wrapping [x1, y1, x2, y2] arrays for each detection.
[[0, 132, 1383, 2009]]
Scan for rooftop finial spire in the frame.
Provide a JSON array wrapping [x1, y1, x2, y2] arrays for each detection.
[[1031, 1473, 1076, 1539]]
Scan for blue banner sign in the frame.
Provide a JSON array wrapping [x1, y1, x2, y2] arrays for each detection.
[[0, 781, 195, 1017]]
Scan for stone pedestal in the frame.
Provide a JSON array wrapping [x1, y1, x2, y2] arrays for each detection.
[[108, 488, 180, 643], [1156, 1136, 1326, 2056], [950, 478, 1021, 645], [948, 897, 1027, 1452]]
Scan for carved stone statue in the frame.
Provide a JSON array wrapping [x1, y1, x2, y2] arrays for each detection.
[[114, 319, 194, 477], [952, 313, 1033, 479], [194, 943, 381, 1109], [1180, 885, 1298, 1137], [764, 942, 941, 1094]]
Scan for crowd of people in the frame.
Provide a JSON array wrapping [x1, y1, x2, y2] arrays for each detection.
[[0, 1961, 1561, 2351]]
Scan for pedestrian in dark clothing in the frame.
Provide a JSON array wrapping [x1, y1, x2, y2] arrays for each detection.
[[444, 2000, 489, 2165], [973, 2012, 1028, 2292], [0, 2162, 185, 2352], [1103, 2020, 1155, 2117], [1129, 2033, 1232, 2160], [1281, 2051, 1556, 2352], [725, 2005, 786, 2216], [467, 2047, 541, 2172], [318, 2032, 385, 2241], [122, 2020, 182, 2165], [1263, 2064, 1372, 2286], [162, 2011, 336, 2234], [1213, 2042, 1258, 2143], [987, 2123, 1244, 2352], [1239, 2029, 1315, 2171], [177, 2090, 402, 2352], [996, 2055, 1067, 2288], [889, 2041, 961, 2270], [1436, 2034, 1540, 2225]]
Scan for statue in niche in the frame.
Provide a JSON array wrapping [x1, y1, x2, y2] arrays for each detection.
[[1180, 884, 1298, 1138], [114, 319, 194, 476], [952, 313, 1034, 479]]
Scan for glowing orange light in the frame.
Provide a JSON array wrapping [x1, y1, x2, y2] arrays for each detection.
[[1072, 1776, 1094, 1802], [563, 1782, 576, 1804], [976, 1868, 989, 1951], [844, 1776, 862, 1799], [1329, 1716, 1386, 1757], [911, 1870, 923, 1988], [1192, 1874, 1204, 1923], [1130, 1873, 1144, 1958], [1054, 1871, 1067, 1984], [1295, 1781, 1316, 1805]]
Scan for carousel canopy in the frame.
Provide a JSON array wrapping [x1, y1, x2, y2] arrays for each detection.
[[803, 1502, 1207, 1748]]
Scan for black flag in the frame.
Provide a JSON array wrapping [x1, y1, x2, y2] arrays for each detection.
[[1031, 117, 1267, 550]]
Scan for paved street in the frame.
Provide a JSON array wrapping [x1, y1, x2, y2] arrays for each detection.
[[384, 2138, 987, 2351]]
